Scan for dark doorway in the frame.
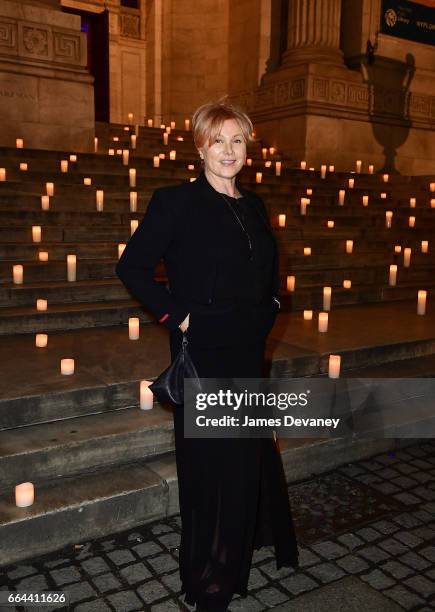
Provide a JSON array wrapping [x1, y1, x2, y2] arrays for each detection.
[[61, 7, 110, 122]]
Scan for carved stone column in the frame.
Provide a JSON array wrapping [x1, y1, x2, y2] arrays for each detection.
[[282, 0, 344, 65]]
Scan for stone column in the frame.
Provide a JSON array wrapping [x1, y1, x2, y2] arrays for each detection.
[[282, 0, 344, 65]]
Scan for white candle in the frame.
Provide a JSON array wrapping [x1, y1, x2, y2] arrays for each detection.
[[356, 160, 362, 173], [323, 286, 332, 311], [262, 147, 267, 159], [430, 182, 435, 192], [169, 121, 175, 129], [343, 279, 351, 289], [128, 112, 133, 123], [408, 216, 415, 228], [153, 156, 160, 168], [60, 160, 68, 173], [348, 178, 354, 188], [108, 149, 115, 156], [275, 161, 281, 176], [69, 154, 77, 162], [303, 247, 311, 256], [118, 243, 126, 258], [122, 150, 129, 165], [41, 195, 49, 210], [130, 191, 137, 212], [38, 251, 48, 262], [380, 192, 387, 199], [362, 195, 369, 206], [129, 317, 140, 340], [385, 211, 393, 228], [0, 168, 5, 181], [36, 299, 47, 311], [394, 245, 402, 254], [32, 226, 41, 243], [163, 133, 169, 145], [113, 136, 119, 142], [389, 264, 397, 286], [140, 380, 154, 410], [94, 136, 98, 152], [346, 240, 353, 254], [188, 164, 194, 170], [61, 358, 74, 375], [329, 165, 335, 172], [170, 150, 176, 160], [67, 254, 76, 281], [327, 220, 334, 228], [148, 118, 154, 127], [328, 355, 341, 378], [318, 312, 328, 332], [306, 188, 312, 195], [117, 149, 122, 156], [278, 214, 286, 227], [320, 165, 327, 179], [130, 219, 138, 235], [403, 247, 411, 268], [417, 290, 427, 315], [15, 482, 34, 507], [368, 164, 374, 174], [431, 199, 435, 209], [338, 189, 345, 205], [46, 182, 54, 196], [246, 158, 252, 166], [383, 173, 389, 182], [129, 168, 136, 187], [84, 177, 92, 186], [265, 161, 272, 169], [256, 172, 262, 183], [20, 162, 28, 171], [286, 275, 295, 292], [410, 197, 416, 208], [269, 147, 275, 155], [130, 134, 137, 149], [303, 310, 313, 320], [300, 198, 308, 215], [96, 190, 104, 211], [300, 161, 307, 170], [421, 240, 429, 253], [13, 264, 23, 284], [185, 118, 190, 130], [16, 138, 23, 149], [35, 333, 48, 347]]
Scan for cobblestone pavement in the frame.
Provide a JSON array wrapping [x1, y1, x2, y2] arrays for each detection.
[[0, 440, 434, 612]]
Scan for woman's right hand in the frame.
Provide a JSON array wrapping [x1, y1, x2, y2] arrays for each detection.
[[178, 312, 190, 332]]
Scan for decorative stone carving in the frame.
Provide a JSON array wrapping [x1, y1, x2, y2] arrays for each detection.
[[53, 32, 80, 62], [23, 26, 48, 56], [0, 21, 17, 52], [120, 12, 140, 39]]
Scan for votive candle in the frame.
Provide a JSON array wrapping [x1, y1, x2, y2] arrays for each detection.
[[343, 279, 351, 289], [60, 160, 68, 172], [129, 317, 140, 340], [287, 275, 295, 292], [96, 190, 104, 211], [417, 290, 427, 315], [338, 190, 345, 205], [15, 482, 34, 507], [328, 355, 341, 378], [129, 168, 136, 187], [67, 254, 76, 281], [32, 226, 41, 242], [61, 358, 74, 375], [389, 264, 397, 286], [421, 240, 429, 253], [346, 240, 353, 253], [13, 264, 23, 284], [46, 182, 54, 196], [386, 211, 393, 228], [37, 299, 47, 311], [278, 214, 286, 227], [35, 333, 48, 347], [130, 191, 137, 212], [41, 195, 49, 210], [323, 286, 332, 311], [140, 380, 154, 410], [256, 172, 262, 183], [303, 310, 313, 320], [403, 248, 411, 267], [318, 312, 328, 332], [275, 161, 281, 176]]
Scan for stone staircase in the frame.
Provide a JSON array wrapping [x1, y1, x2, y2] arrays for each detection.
[[0, 122, 433, 566]]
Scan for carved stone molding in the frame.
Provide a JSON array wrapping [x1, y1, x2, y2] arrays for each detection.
[[23, 26, 48, 56], [120, 11, 140, 39], [0, 21, 17, 52]]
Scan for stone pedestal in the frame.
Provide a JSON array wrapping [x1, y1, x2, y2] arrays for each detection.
[[0, 0, 94, 152]]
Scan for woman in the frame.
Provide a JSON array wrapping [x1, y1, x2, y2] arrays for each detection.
[[116, 100, 299, 611]]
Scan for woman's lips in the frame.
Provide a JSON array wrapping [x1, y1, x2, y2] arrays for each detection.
[[221, 160, 236, 165]]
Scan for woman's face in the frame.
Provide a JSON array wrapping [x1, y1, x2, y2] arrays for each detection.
[[199, 118, 246, 180]]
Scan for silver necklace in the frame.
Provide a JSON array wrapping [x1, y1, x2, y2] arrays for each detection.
[[218, 192, 253, 259]]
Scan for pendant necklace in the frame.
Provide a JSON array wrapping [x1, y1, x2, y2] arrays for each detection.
[[218, 192, 253, 260]]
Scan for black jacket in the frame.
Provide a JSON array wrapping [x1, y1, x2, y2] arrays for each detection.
[[115, 168, 280, 336]]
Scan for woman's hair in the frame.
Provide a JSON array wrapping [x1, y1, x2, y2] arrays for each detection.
[[191, 97, 256, 150]]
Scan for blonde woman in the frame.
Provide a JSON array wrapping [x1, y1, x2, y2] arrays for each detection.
[[116, 100, 299, 612]]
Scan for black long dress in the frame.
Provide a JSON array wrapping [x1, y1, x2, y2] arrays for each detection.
[[169, 192, 299, 611]]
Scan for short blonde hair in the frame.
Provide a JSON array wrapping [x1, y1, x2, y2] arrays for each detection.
[[191, 97, 256, 150]]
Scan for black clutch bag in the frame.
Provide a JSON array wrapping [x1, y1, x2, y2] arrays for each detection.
[[148, 332, 201, 406]]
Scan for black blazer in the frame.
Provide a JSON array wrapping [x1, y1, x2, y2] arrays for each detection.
[[115, 168, 280, 338]]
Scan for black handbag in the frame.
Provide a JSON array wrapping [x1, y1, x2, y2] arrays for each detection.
[[148, 331, 201, 406]]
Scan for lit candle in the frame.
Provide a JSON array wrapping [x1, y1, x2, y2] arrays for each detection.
[[421, 240, 429, 253], [409, 216, 416, 228], [429, 182, 435, 192], [303, 310, 313, 320], [69, 154, 77, 162], [300, 161, 307, 170], [381, 192, 387, 199], [348, 178, 354, 188], [130, 219, 138, 235], [163, 133, 169, 145], [130, 191, 137, 212], [356, 160, 362, 173], [265, 160, 272, 167], [286, 275, 295, 292], [368, 164, 374, 174], [129, 168, 136, 187], [13, 264, 23, 284], [129, 317, 140, 340], [185, 118, 190, 130], [410, 197, 416, 208], [278, 214, 286, 227], [431, 199, 435, 209], [122, 150, 129, 165], [96, 190, 104, 211], [385, 211, 393, 228], [318, 312, 328, 332], [61, 358, 75, 375], [46, 182, 54, 196], [0, 168, 5, 181], [389, 264, 397, 286], [320, 165, 327, 179], [140, 380, 154, 409], [403, 248, 411, 267], [383, 174, 389, 182], [170, 121, 176, 129], [38, 251, 48, 261], [256, 172, 262, 183], [148, 118, 153, 127], [346, 240, 353, 253], [262, 147, 267, 159], [246, 158, 252, 166], [16, 138, 24, 149], [417, 290, 427, 315], [128, 112, 133, 123], [153, 156, 160, 168], [323, 286, 332, 311], [300, 198, 309, 215], [169, 150, 176, 160], [113, 136, 119, 142], [41, 195, 49, 210], [35, 333, 48, 348], [118, 243, 126, 258], [329, 165, 335, 172], [338, 189, 345, 205], [130, 134, 137, 149], [108, 149, 115, 156], [32, 226, 41, 243], [269, 147, 275, 155], [328, 355, 341, 378], [362, 195, 369, 206], [306, 188, 312, 195], [60, 160, 68, 173], [275, 161, 281, 176], [36, 299, 47, 311], [303, 247, 311, 256], [327, 220, 334, 228], [84, 177, 92, 186], [15, 482, 34, 507], [20, 162, 28, 171], [188, 164, 194, 170], [67, 254, 76, 281], [166, 126, 171, 134], [394, 245, 402, 254], [343, 279, 351, 289]]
